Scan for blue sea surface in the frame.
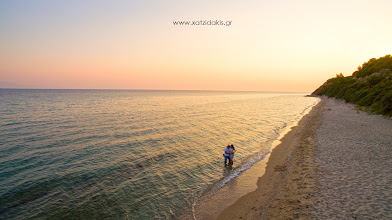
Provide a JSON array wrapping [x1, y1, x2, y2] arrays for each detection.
[[0, 89, 319, 219]]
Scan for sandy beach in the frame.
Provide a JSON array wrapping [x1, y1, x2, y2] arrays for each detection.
[[216, 97, 392, 219], [311, 98, 392, 219]]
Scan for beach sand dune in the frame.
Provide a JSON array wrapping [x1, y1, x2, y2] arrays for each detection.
[[216, 98, 392, 219]]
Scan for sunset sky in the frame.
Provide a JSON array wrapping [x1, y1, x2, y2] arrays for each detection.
[[1, 0, 391, 92]]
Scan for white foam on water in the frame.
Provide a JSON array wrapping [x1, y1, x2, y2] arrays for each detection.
[[218, 151, 271, 188]]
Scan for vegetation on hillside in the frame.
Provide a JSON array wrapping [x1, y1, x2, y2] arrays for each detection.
[[312, 55, 392, 116]]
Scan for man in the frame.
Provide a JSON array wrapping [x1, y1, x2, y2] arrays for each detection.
[[223, 145, 231, 165]]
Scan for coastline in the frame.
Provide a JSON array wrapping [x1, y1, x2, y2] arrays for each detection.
[[216, 98, 325, 219]]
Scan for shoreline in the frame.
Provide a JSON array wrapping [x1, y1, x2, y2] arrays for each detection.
[[177, 98, 320, 220], [216, 98, 325, 219], [186, 119, 304, 220], [217, 97, 392, 219]]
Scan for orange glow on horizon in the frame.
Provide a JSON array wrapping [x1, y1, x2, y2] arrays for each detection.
[[1, 1, 391, 91]]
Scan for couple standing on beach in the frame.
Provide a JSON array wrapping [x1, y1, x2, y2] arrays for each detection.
[[223, 144, 236, 165]]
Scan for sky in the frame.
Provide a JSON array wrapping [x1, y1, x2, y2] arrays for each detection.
[[0, 0, 391, 92]]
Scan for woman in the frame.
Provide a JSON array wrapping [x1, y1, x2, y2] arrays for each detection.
[[229, 144, 236, 164]]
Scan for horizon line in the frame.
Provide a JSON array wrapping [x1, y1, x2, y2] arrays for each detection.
[[0, 87, 311, 93]]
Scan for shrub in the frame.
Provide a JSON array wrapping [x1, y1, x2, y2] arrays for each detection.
[[313, 54, 392, 116]]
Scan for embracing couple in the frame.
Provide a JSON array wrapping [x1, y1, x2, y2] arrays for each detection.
[[223, 144, 236, 165]]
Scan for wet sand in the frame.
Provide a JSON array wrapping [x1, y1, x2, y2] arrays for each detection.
[[216, 97, 392, 219]]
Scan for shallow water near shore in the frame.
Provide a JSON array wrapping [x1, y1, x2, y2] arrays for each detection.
[[0, 89, 318, 219]]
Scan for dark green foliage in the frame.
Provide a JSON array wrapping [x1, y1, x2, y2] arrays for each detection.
[[313, 55, 392, 116], [380, 91, 392, 115], [352, 55, 392, 78]]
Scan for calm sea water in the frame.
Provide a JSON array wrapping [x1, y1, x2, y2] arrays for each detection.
[[0, 89, 319, 219]]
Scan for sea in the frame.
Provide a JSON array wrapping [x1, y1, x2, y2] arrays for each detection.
[[0, 89, 319, 219]]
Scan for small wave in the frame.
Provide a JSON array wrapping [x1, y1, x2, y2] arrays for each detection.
[[192, 199, 197, 220], [218, 150, 270, 188], [190, 150, 270, 220]]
